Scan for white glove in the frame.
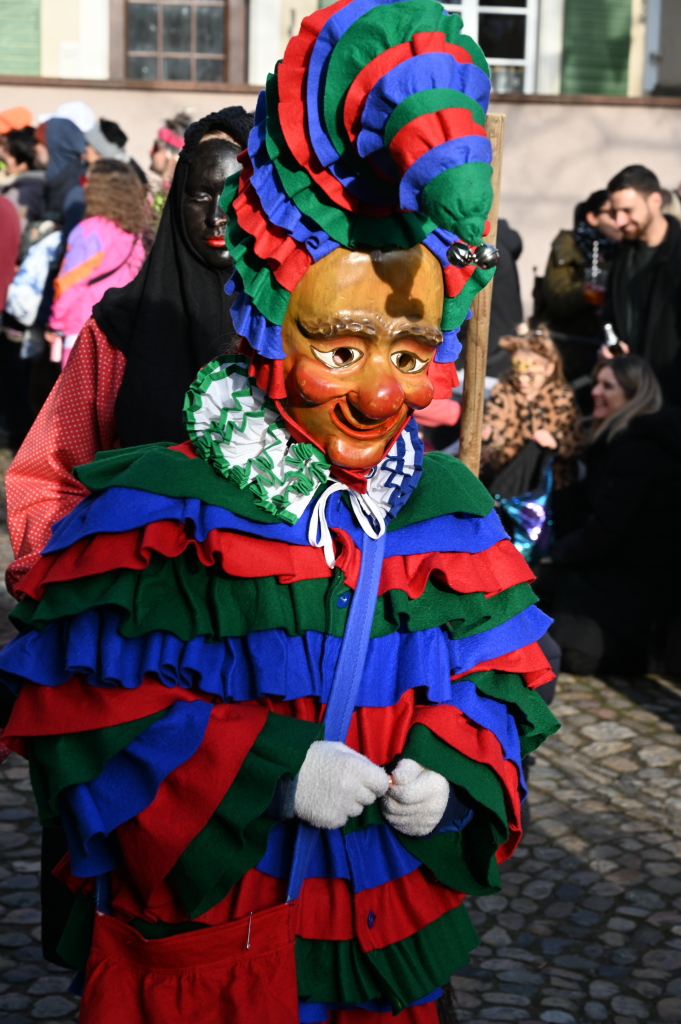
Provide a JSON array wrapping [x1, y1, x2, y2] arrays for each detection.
[[380, 758, 450, 836], [293, 741, 390, 829]]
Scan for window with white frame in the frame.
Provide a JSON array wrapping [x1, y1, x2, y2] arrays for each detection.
[[440, 0, 539, 94]]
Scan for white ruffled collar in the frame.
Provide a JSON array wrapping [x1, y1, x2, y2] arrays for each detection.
[[184, 356, 423, 564]]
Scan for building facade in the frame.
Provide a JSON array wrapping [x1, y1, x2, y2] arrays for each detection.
[[1, 0, 680, 93], [2, 0, 681, 321]]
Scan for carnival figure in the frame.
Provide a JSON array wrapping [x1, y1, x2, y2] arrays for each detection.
[[0, 1, 559, 1021]]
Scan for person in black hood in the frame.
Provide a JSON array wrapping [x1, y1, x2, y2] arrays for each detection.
[[94, 107, 245, 446], [6, 106, 254, 597], [486, 218, 523, 377], [542, 355, 681, 675], [42, 117, 86, 233], [606, 164, 681, 407]]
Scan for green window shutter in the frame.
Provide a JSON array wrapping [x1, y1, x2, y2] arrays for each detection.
[[562, 0, 631, 95], [0, 0, 41, 76]]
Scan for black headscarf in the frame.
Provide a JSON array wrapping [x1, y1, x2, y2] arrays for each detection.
[[93, 106, 254, 447]]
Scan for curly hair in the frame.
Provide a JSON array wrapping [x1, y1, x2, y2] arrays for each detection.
[[85, 159, 148, 235], [499, 324, 567, 386]]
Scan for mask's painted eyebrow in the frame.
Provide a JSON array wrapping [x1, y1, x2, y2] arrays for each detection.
[[296, 317, 377, 340], [297, 317, 442, 346], [392, 324, 442, 347]]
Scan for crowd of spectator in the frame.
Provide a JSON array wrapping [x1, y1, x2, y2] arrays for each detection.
[[419, 164, 681, 680], [1, 99, 679, 683]]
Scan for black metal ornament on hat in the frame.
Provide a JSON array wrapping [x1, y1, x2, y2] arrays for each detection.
[[446, 240, 500, 270]]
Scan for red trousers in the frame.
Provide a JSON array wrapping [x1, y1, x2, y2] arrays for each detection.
[[79, 906, 440, 1024]]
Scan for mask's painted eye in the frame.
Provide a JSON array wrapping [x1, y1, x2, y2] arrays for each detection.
[[391, 350, 430, 373], [311, 346, 363, 369]]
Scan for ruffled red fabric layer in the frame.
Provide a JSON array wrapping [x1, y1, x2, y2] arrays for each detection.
[[17, 519, 534, 603]]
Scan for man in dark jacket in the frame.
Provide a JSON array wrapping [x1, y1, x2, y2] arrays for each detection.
[[606, 164, 681, 405], [487, 218, 523, 377]]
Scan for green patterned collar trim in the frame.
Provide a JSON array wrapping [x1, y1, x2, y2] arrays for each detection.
[[183, 356, 331, 524]]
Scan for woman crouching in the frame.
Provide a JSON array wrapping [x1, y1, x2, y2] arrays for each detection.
[[545, 356, 681, 675]]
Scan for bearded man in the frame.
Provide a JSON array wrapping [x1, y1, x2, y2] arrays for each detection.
[[606, 164, 681, 404]]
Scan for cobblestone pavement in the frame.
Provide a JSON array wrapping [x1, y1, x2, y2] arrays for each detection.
[[0, 451, 80, 1022], [1, 449, 681, 1022], [444, 671, 681, 1024]]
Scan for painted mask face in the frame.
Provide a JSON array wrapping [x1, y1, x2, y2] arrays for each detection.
[[182, 138, 240, 270], [282, 245, 444, 469]]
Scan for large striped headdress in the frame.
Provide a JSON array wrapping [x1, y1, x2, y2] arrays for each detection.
[[221, 0, 495, 394]]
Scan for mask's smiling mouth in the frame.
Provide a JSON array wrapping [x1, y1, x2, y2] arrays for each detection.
[[330, 400, 406, 439]]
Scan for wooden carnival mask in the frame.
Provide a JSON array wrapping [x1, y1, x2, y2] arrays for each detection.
[[282, 244, 444, 469]]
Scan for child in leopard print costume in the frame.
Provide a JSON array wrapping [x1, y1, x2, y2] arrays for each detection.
[[481, 326, 583, 491]]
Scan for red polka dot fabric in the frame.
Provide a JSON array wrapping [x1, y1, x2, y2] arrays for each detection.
[[5, 317, 126, 597]]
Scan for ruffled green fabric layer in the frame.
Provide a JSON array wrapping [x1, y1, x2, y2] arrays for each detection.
[[296, 905, 478, 1012], [72, 445, 493, 527], [471, 669, 560, 759], [11, 557, 537, 642]]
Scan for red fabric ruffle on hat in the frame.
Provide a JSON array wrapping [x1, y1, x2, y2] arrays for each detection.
[[238, 340, 288, 400], [442, 259, 477, 299], [343, 32, 474, 145], [427, 355, 458, 399], [233, 163, 313, 291], [277, 8, 391, 217], [388, 108, 487, 175]]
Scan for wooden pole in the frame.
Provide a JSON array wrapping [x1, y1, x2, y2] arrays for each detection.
[[458, 112, 506, 477]]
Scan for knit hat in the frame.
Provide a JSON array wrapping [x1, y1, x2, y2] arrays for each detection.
[[85, 123, 129, 162], [221, 0, 496, 389], [0, 106, 33, 134]]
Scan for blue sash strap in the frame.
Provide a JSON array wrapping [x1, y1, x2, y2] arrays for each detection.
[[286, 530, 386, 902]]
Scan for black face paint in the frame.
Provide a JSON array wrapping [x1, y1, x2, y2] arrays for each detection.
[[182, 138, 239, 270]]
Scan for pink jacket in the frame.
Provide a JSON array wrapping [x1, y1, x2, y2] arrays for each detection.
[[49, 215, 146, 335]]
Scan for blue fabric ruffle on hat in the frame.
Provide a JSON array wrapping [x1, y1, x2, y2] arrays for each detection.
[[399, 135, 492, 211], [249, 94, 340, 263], [225, 277, 286, 359], [357, 52, 490, 158], [305, 0, 395, 173]]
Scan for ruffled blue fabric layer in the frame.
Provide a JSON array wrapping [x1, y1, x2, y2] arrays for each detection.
[[357, 52, 490, 158], [0, 606, 550, 707], [248, 91, 340, 264], [225, 275, 286, 358], [400, 136, 492, 211], [44, 485, 508, 558], [59, 699, 212, 877], [259, 821, 419, 891]]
